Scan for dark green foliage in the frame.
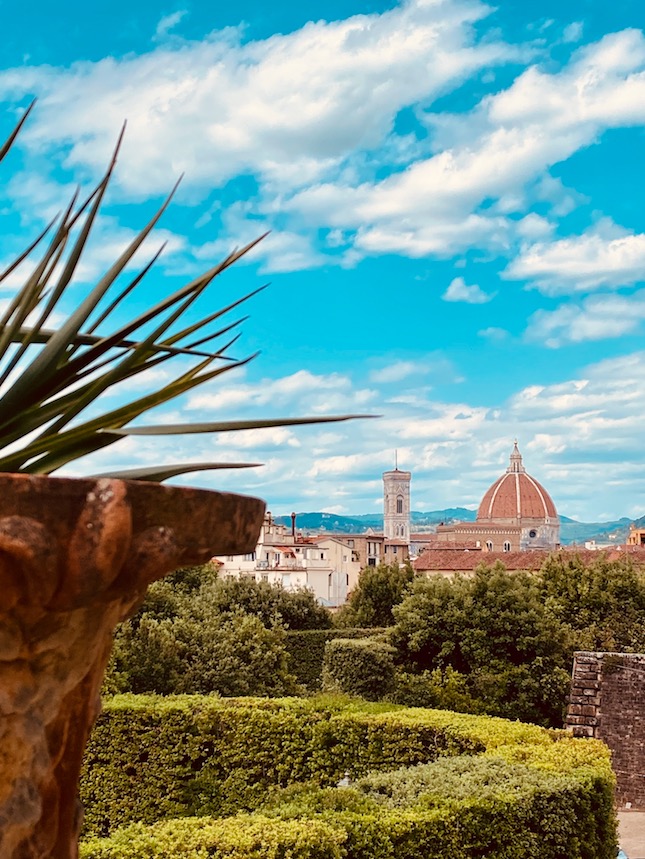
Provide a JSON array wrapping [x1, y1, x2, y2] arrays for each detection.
[[336, 562, 414, 627], [389, 668, 486, 714], [81, 695, 538, 836], [105, 571, 333, 695], [539, 553, 645, 652], [391, 564, 571, 726], [322, 638, 395, 701], [106, 598, 299, 697], [80, 697, 616, 858], [284, 629, 384, 690], [386, 555, 645, 726], [208, 576, 332, 630]]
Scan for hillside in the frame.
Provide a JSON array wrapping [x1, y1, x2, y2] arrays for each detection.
[[277, 510, 642, 545]]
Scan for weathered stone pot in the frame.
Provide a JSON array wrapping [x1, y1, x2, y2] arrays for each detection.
[[0, 472, 265, 858]]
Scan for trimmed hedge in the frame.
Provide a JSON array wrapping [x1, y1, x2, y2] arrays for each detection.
[[81, 695, 498, 835], [80, 815, 345, 859], [322, 638, 395, 700], [80, 699, 616, 858], [284, 629, 383, 689]]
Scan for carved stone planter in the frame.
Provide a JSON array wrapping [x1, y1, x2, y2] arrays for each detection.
[[0, 473, 265, 858]]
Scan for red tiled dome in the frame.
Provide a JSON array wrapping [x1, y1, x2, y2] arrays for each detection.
[[477, 442, 557, 522]]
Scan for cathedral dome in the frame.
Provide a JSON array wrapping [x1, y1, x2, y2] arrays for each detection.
[[476, 442, 558, 523]]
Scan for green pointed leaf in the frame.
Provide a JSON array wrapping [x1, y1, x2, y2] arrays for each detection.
[[88, 462, 262, 482], [105, 415, 379, 436]]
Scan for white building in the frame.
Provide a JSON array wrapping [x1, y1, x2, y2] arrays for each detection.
[[215, 513, 361, 607]]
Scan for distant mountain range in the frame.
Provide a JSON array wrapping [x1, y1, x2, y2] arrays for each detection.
[[276, 510, 645, 546]]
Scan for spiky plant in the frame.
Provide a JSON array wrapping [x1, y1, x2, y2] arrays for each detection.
[[0, 105, 365, 482]]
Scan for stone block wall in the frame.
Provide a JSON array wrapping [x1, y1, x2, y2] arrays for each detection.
[[566, 651, 645, 808]]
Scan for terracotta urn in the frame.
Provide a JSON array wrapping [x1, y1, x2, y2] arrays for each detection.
[[0, 472, 265, 858]]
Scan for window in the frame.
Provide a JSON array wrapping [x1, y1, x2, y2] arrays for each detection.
[[320, 552, 325, 560], [396, 496, 403, 514], [503, 541, 511, 552], [243, 552, 256, 561], [392, 546, 398, 554], [368, 557, 376, 566], [529, 529, 537, 539], [486, 540, 493, 551], [348, 539, 354, 548]]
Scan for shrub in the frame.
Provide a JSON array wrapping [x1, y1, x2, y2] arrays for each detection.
[[80, 707, 616, 858], [106, 609, 299, 696], [539, 553, 645, 652], [284, 628, 382, 690], [81, 696, 548, 836], [207, 577, 333, 630], [80, 815, 346, 859], [322, 638, 395, 701], [389, 667, 486, 714]]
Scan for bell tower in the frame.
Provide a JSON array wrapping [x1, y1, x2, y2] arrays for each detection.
[[383, 457, 411, 543]]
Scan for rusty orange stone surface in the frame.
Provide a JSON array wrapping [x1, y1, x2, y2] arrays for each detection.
[[0, 473, 264, 858]]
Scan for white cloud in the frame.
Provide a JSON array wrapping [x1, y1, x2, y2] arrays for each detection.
[[563, 22, 584, 44], [478, 326, 509, 340], [505, 225, 645, 294], [0, 0, 514, 199], [187, 369, 376, 415], [154, 10, 188, 41], [442, 276, 494, 303], [285, 29, 645, 260], [215, 427, 301, 449], [526, 290, 645, 347], [59, 348, 645, 520], [369, 361, 427, 383]]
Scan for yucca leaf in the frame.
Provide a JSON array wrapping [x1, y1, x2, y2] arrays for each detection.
[[8, 326, 234, 360], [88, 462, 261, 482], [0, 109, 373, 482], [104, 415, 379, 435], [0, 100, 35, 162], [0, 353, 256, 473], [0, 216, 57, 285]]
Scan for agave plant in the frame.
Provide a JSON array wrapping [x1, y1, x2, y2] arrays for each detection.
[[0, 105, 367, 482]]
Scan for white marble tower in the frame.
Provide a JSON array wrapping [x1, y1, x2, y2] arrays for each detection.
[[383, 460, 411, 543]]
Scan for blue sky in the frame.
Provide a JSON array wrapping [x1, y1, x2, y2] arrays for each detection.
[[2, 0, 645, 521]]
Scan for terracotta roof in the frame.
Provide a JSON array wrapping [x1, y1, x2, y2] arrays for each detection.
[[415, 539, 482, 551], [477, 443, 557, 522]]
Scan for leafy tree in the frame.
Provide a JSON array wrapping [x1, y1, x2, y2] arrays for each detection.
[[106, 601, 299, 697], [336, 561, 415, 627], [105, 569, 330, 695], [538, 553, 645, 652], [391, 563, 571, 726], [208, 577, 332, 630]]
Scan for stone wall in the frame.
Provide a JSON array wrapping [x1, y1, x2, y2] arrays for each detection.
[[566, 651, 645, 808]]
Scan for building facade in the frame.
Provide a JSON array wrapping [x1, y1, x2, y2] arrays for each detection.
[[215, 512, 361, 607]]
